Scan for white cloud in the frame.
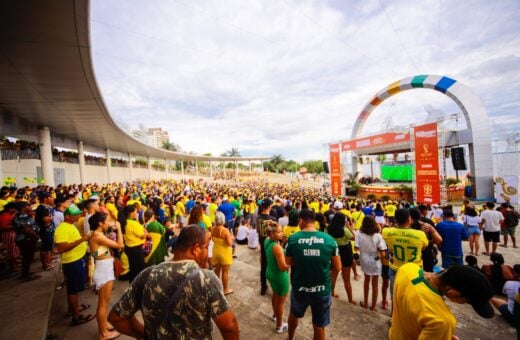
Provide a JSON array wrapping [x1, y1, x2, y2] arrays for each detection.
[[91, 0, 520, 162]]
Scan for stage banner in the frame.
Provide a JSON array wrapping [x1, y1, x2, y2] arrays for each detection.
[[414, 122, 440, 204], [329, 143, 342, 196], [495, 176, 519, 205]]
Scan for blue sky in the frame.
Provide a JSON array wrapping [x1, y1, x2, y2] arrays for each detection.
[[91, 0, 520, 162]]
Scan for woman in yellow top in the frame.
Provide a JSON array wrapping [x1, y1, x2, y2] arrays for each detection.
[[211, 212, 234, 295], [88, 212, 123, 340], [282, 212, 300, 246], [119, 205, 147, 283]]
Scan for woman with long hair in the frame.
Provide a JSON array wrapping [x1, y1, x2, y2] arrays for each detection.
[[355, 216, 387, 311], [327, 213, 356, 304], [463, 206, 481, 255], [373, 203, 385, 227], [211, 212, 234, 295], [264, 220, 290, 333], [481, 252, 515, 295], [119, 205, 146, 282], [88, 212, 123, 340], [143, 209, 168, 266], [187, 204, 207, 229]]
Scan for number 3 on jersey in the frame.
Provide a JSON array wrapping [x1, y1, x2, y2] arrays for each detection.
[[393, 245, 418, 262]]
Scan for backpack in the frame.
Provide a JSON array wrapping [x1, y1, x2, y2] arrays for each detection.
[[505, 210, 519, 227]]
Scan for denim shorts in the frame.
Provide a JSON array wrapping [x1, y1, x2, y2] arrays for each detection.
[[466, 225, 481, 235], [290, 291, 332, 327], [62, 258, 86, 295]]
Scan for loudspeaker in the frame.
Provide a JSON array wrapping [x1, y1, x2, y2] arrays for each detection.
[[323, 161, 329, 174], [451, 147, 467, 170]]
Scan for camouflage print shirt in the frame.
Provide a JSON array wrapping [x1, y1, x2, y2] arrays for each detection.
[[111, 260, 229, 340]]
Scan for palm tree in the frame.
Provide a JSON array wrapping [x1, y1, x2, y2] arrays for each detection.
[[270, 154, 285, 173], [221, 147, 241, 157]]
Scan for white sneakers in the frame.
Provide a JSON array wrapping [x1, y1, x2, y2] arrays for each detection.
[[275, 322, 288, 333]]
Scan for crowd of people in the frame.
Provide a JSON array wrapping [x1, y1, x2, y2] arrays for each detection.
[[0, 179, 519, 339]]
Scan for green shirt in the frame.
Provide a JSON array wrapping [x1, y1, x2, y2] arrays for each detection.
[[285, 230, 339, 296], [326, 227, 353, 246]]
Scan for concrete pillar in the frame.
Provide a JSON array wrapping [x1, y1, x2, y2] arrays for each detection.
[[209, 161, 213, 178], [39, 126, 55, 187], [106, 149, 111, 183], [234, 160, 238, 180], [164, 158, 169, 179], [181, 160, 184, 178], [223, 162, 226, 176], [195, 161, 199, 177], [249, 160, 252, 174], [128, 153, 133, 181], [147, 156, 152, 179], [77, 140, 86, 184]]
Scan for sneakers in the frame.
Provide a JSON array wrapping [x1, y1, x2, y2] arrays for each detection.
[[275, 322, 288, 333], [260, 286, 267, 296]]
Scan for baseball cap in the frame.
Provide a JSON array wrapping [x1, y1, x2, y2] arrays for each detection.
[[440, 265, 494, 318], [64, 204, 82, 216], [333, 201, 343, 210], [38, 191, 52, 201]]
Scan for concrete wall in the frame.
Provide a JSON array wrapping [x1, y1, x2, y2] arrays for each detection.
[[2, 159, 207, 187]]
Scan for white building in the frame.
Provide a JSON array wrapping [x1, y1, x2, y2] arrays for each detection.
[[147, 128, 169, 148], [132, 129, 147, 143]]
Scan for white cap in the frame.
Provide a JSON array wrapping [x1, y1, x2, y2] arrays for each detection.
[[333, 201, 343, 209]]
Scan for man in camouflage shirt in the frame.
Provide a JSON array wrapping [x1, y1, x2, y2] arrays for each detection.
[[109, 225, 239, 339]]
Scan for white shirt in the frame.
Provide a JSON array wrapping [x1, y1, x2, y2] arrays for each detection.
[[248, 228, 259, 249], [503, 281, 520, 314], [278, 216, 289, 227], [53, 210, 64, 228], [481, 210, 504, 232], [236, 225, 249, 241], [355, 232, 387, 255], [463, 215, 481, 226]]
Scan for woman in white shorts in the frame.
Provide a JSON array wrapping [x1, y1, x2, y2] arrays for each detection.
[[355, 216, 387, 311], [89, 212, 124, 340]]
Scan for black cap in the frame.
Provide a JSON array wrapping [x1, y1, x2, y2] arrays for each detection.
[[440, 265, 494, 318]]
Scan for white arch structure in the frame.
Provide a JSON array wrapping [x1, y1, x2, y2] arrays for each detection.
[[351, 75, 493, 200]]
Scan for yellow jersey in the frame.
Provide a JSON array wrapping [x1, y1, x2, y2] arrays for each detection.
[[124, 219, 145, 247], [351, 211, 365, 230], [390, 263, 456, 340], [385, 204, 397, 217], [209, 203, 218, 223], [382, 227, 428, 271], [54, 222, 87, 264], [283, 225, 301, 239]]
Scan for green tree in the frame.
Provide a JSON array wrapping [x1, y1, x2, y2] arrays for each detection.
[[270, 154, 285, 172], [301, 160, 325, 174], [161, 140, 181, 152]]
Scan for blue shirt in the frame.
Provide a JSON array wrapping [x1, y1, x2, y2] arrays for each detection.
[[186, 200, 195, 214], [436, 220, 469, 256], [362, 206, 374, 216], [218, 202, 236, 221]]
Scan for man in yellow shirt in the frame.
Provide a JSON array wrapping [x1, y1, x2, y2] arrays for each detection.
[[390, 262, 494, 340], [385, 202, 397, 225], [54, 205, 94, 326], [382, 208, 428, 296]]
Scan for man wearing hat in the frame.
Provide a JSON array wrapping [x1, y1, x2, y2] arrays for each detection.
[[54, 205, 94, 326], [390, 262, 494, 339]]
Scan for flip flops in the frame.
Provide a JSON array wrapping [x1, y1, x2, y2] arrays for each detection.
[[224, 289, 234, 295], [101, 330, 121, 340], [66, 304, 90, 317], [71, 313, 95, 326]]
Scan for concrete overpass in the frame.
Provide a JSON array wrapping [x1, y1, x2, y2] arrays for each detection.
[[0, 0, 268, 186]]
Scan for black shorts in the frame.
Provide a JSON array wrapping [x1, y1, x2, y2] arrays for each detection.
[[483, 230, 500, 243], [381, 264, 389, 279], [236, 238, 248, 245], [62, 258, 86, 295], [338, 244, 353, 268]]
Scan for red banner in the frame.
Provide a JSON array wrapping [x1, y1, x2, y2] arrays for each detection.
[[329, 143, 342, 196], [341, 132, 410, 151], [414, 123, 440, 204]]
